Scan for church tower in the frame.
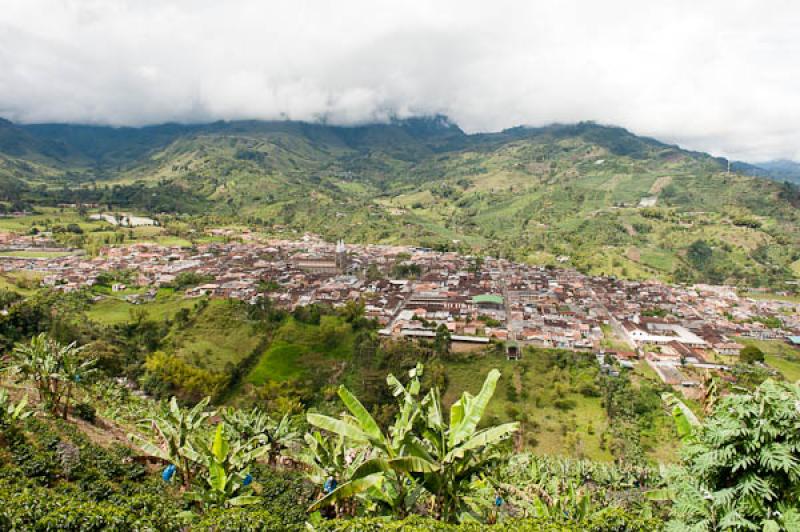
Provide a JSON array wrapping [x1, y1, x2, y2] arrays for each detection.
[[335, 240, 348, 273]]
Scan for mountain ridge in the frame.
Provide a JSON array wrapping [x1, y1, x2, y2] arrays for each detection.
[[0, 115, 797, 288]]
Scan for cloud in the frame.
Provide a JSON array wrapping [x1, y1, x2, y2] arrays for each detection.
[[1, 0, 799, 161]]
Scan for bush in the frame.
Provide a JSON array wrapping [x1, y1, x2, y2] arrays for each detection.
[[74, 402, 96, 424], [553, 398, 577, 411], [315, 510, 660, 531], [739, 344, 765, 363], [195, 508, 287, 531]]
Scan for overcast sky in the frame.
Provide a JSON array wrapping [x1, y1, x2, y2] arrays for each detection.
[[1, 0, 799, 161]]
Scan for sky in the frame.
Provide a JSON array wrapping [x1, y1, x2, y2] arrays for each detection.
[[1, 0, 799, 162]]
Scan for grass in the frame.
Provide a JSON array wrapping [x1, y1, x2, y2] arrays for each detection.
[[0, 272, 43, 295], [0, 250, 75, 258], [85, 290, 198, 325], [734, 337, 800, 382], [741, 291, 800, 304], [246, 316, 355, 385], [168, 299, 264, 372], [442, 351, 614, 462], [637, 248, 676, 272], [600, 324, 633, 351]]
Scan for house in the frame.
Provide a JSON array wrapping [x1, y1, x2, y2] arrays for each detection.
[[714, 342, 744, 356]]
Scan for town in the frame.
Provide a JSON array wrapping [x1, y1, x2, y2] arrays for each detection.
[[1, 231, 797, 399]]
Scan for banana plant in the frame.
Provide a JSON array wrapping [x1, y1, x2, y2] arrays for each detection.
[[307, 365, 519, 523], [406, 368, 519, 522], [662, 392, 700, 443], [131, 396, 214, 490], [188, 423, 267, 510], [6, 333, 96, 418], [306, 364, 426, 517], [0, 388, 31, 427], [222, 407, 301, 464]]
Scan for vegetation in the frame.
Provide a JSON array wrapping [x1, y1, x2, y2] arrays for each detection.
[[664, 379, 800, 530], [2, 323, 800, 530], [0, 118, 798, 288]]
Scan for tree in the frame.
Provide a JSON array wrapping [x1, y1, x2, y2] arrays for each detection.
[[6, 333, 96, 418], [687, 240, 713, 270], [306, 365, 518, 522], [188, 424, 267, 511], [131, 396, 214, 490], [434, 324, 452, 357], [739, 345, 765, 364], [666, 380, 800, 530]]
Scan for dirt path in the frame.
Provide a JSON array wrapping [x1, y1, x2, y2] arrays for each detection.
[[649, 175, 672, 195]]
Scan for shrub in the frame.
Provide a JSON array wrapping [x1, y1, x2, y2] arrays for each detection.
[[739, 344, 765, 363], [74, 402, 96, 424], [553, 398, 577, 411], [195, 508, 287, 531]]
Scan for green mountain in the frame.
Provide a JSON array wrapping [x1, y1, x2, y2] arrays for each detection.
[[0, 117, 798, 287], [738, 159, 800, 185]]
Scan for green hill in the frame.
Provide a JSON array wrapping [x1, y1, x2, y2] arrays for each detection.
[[0, 117, 798, 287]]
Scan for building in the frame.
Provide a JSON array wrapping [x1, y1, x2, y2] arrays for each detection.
[[714, 342, 744, 356]]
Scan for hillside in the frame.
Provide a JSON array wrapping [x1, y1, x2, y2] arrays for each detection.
[[0, 117, 798, 287]]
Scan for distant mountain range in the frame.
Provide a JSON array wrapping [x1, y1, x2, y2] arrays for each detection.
[[735, 159, 800, 184], [0, 116, 798, 287]]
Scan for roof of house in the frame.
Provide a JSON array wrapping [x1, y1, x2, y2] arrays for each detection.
[[472, 294, 504, 305]]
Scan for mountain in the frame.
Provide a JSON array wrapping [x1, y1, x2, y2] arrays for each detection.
[[738, 159, 800, 185], [0, 116, 798, 287]]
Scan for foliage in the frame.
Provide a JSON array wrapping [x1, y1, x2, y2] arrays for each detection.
[[187, 423, 267, 510], [221, 407, 302, 465], [313, 509, 662, 531], [142, 350, 228, 403], [0, 388, 31, 428], [73, 401, 96, 424], [307, 364, 519, 522], [5, 333, 97, 418], [740, 344, 766, 364], [131, 396, 214, 489], [666, 379, 800, 530]]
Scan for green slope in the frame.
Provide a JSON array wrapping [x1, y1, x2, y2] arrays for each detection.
[[0, 117, 798, 287]]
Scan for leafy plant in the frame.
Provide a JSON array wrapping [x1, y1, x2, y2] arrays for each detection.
[[222, 407, 301, 465], [666, 379, 800, 530], [0, 388, 30, 428], [131, 396, 214, 489], [188, 423, 267, 510], [307, 365, 519, 522], [5, 333, 97, 418]]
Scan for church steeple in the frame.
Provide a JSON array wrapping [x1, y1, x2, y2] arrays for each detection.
[[335, 240, 347, 272]]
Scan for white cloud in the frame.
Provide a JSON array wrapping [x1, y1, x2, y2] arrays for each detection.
[[1, 0, 799, 161]]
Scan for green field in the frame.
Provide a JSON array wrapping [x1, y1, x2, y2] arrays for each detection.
[[740, 291, 800, 304], [734, 337, 800, 381], [0, 250, 75, 258], [168, 299, 266, 372], [246, 316, 354, 385], [85, 291, 199, 325], [442, 352, 614, 461]]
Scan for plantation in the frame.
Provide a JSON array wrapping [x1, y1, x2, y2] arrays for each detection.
[[1, 330, 799, 530]]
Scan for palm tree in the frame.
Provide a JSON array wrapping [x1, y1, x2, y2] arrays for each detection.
[[131, 396, 214, 490]]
